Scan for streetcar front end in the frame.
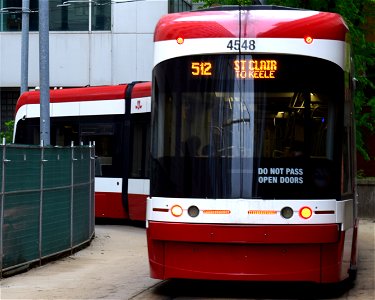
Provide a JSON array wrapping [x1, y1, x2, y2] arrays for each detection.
[[147, 6, 358, 283]]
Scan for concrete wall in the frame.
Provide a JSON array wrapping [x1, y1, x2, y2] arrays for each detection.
[[0, 0, 168, 88], [358, 179, 375, 219]]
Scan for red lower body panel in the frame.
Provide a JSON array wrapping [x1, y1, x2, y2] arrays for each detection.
[[95, 192, 128, 219], [95, 192, 147, 220], [147, 222, 349, 283], [128, 193, 147, 221]]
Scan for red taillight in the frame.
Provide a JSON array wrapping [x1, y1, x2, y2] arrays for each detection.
[[299, 206, 313, 219], [171, 205, 183, 217]]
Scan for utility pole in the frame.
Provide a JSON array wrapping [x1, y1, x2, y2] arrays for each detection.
[[39, 0, 50, 146], [20, 0, 30, 94]]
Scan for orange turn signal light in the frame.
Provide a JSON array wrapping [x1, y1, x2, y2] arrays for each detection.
[[248, 210, 277, 215], [202, 210, 231, 215], [304, 35, 313, 44]]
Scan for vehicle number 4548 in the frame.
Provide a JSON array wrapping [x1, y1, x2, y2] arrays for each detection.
[[227, 39, 256, 51]]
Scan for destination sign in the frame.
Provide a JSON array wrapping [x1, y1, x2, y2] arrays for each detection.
[[191, 59, 278, 79], [234, 59, 278, 79]]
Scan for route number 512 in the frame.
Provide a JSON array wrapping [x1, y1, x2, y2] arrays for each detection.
[[191, 62, 212, 76]]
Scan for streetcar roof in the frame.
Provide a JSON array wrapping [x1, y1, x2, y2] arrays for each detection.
[[15, 82, 151, 114], [154, 6, 348, 42]]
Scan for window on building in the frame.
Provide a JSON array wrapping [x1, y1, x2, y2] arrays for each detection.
[[0, 0, 111, 32], [0, 88, 19, 131], [91, 1, 110, 31], [50, 0, 89, 31], [169, 0, 192, 13]]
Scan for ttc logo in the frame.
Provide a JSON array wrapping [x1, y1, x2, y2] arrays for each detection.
[[135, 100, 142, 110]]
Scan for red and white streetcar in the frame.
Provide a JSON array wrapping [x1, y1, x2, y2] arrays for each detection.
[[14, 82, 151, 220], [146, 5, 358, 283]]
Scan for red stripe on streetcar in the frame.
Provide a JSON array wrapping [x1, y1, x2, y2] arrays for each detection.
[[155, 11, 347, 42], [15, 82, 152, 114]]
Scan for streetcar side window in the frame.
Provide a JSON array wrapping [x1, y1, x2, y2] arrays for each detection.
[[54, 121, 79, 146], [14, 118, 39, 144], [15, 117, 81, 146], [80, 123, 115, 177]]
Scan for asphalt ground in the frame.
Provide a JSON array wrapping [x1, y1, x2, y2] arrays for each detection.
[[0, 219, 374, 300]]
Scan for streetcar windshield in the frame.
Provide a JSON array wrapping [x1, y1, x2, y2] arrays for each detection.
[[151, 54, 343, 199]]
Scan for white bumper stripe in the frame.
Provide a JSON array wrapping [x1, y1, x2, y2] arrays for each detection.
[[147, 197, 354, 226]]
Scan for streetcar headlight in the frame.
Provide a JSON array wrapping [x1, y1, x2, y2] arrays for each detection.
[[171, 205, 183, 217], [281, 207, 294, 219], [188, 205, 200, 217], [299, 206, 313, 219]]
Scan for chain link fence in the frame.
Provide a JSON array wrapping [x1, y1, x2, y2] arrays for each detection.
[[0, 143, 95, 277]]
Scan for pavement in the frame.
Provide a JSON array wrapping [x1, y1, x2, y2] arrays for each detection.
[[0, 219, 374, 300], [0, 223, 160, 299]]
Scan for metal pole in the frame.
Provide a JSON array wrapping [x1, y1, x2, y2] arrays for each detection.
[[88, 1, 92, 32], [91, 141, 95, 234], [89, 142, 92, 236], [39, 146, 44, 264], [21, 0, 30, 94], [70, 141, 75, 253], [39, 0, 50, 146], [0, 2, 3, 32]]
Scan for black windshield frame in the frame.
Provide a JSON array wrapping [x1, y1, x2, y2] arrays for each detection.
[[151, 54, 344, 199]]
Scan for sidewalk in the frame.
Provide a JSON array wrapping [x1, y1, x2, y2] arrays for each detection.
[[0, 223, 160, 299]]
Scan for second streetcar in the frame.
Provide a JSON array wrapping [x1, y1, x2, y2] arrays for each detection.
[[14, 82, 151, 221]]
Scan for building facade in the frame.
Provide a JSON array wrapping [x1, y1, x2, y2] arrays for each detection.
[[0, 0, 192, 129]]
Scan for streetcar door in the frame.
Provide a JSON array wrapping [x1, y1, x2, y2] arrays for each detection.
[[80, 117, 126, 219], [123, 82, 151, 221]]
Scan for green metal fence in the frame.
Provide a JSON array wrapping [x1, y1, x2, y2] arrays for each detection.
[[0, 144, 95, 277]]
